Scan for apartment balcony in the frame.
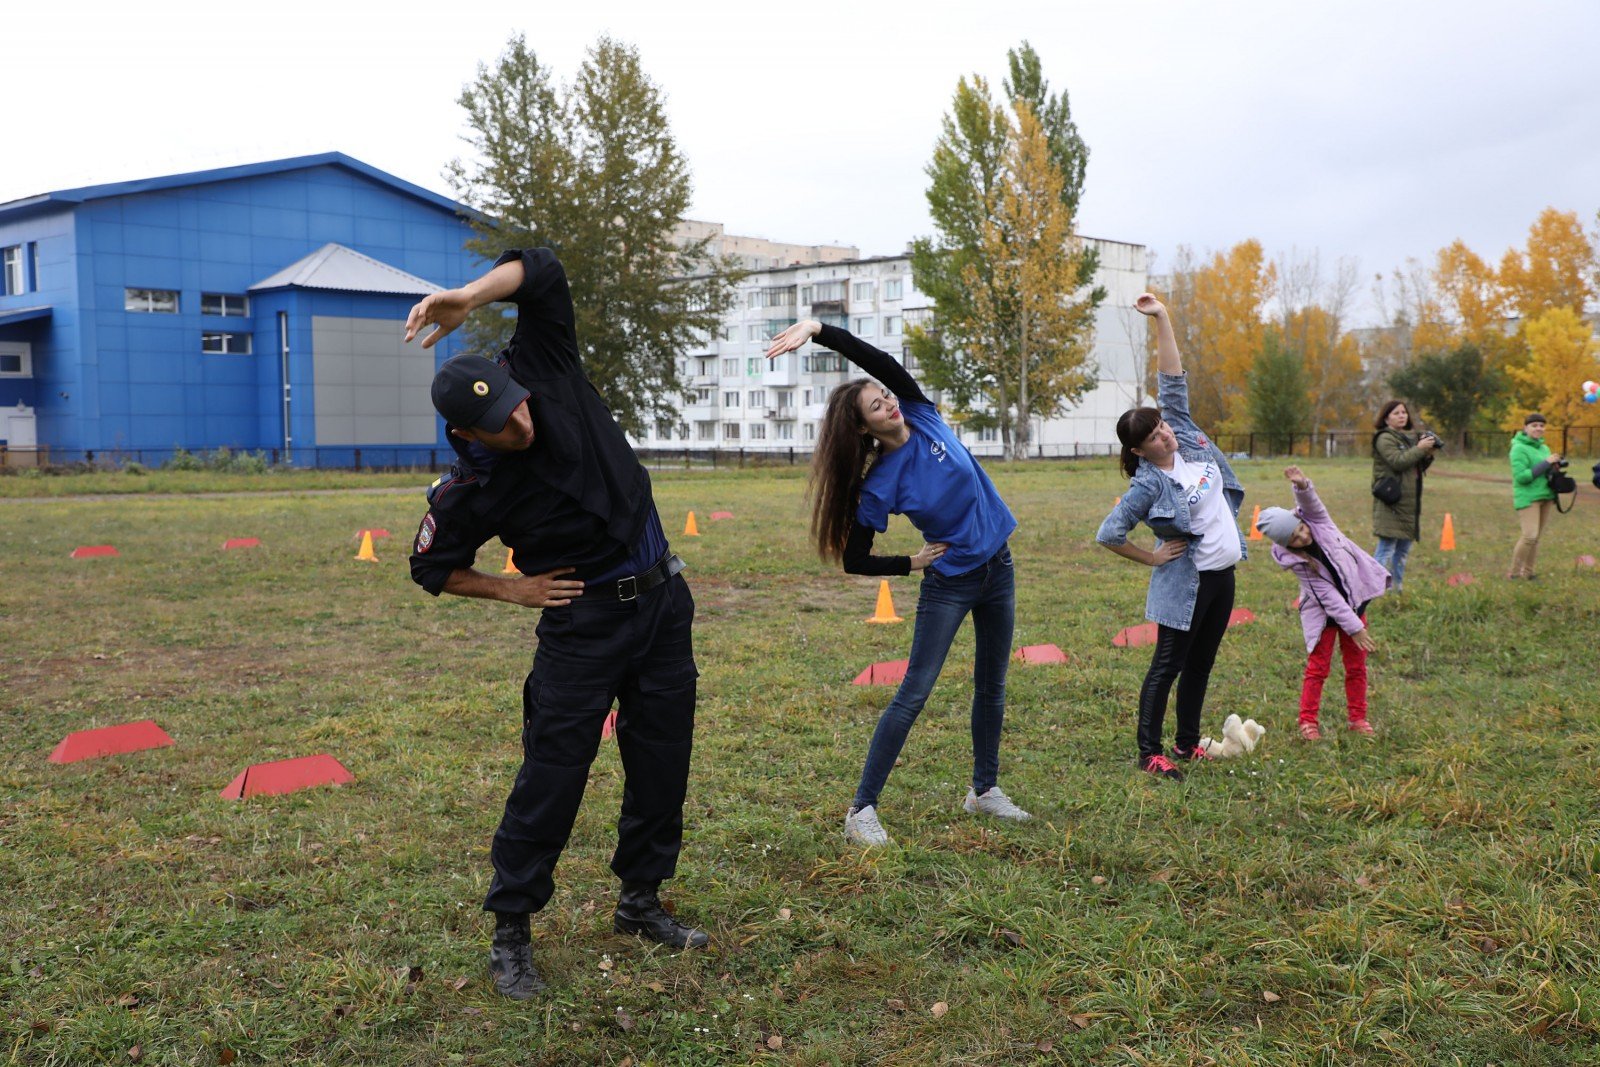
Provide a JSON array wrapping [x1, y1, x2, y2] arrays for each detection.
[[769, 406, 797, 421]]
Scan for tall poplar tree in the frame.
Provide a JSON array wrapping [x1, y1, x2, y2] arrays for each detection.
[[447, 35, 739, 435], [908, 43, 1102, 454]]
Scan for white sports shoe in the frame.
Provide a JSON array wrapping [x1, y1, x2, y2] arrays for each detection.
[[963, 786, 1032, 821], [844, 805, 892, 846]]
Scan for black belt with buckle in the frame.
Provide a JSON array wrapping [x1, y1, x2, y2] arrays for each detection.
[[587, 553, 685, 602]]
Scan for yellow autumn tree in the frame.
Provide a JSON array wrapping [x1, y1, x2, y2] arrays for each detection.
[[1433, 240, 1505, 341], [1503, 306, 1600, 430], [1154, 241, 1275, 431], [1283, 305, 1366, 432], [958, 99, 1098, 458], [1499, 208, 1596, 319]]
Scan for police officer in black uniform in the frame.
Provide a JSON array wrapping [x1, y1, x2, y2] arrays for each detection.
[[405, 248, 707, 1000]]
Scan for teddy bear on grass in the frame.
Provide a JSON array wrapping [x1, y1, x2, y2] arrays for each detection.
[[1199, 714, 1265, 758]]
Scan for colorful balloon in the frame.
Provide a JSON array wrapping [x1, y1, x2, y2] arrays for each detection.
[[1586, 392, 1598, 404], [1585, 380, 1599, 394]]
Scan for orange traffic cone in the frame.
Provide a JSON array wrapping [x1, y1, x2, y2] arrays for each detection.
[[501, 547, 518, 574], [1247, 504, 1263, 540], [354, 530, 379, 562], [684, 511, 700, 537], [1440, 513, 1456, 551], [865, 580, 904, 624]]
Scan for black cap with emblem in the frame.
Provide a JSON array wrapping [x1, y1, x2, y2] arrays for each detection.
[[430, 354, 531, 432]]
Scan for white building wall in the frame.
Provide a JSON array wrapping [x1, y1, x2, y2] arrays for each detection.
[[639, 234, 1149, 456]]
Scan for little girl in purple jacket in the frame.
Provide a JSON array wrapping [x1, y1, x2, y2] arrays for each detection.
[[1255, 466, 1392, 740]]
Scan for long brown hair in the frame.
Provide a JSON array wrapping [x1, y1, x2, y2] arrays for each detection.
[[1374, 399, 1413, 430], [808, 378, 879, 562], [1115, 407, 1161, 479]]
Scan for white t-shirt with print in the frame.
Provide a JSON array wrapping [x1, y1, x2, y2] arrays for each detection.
[[1164, 453, 1242, 572]]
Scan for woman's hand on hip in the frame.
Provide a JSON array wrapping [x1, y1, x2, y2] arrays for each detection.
[[1149, 538, 1188, 566], [910, 542, 948, 571]]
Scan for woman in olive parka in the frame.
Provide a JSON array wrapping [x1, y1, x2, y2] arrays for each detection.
[[1370, 400, 1437, 592]]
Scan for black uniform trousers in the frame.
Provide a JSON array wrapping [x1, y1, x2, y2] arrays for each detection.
[[483, 572, 697, 915]]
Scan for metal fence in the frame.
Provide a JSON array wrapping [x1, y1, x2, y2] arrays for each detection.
[[5, 426, 1597, 473]]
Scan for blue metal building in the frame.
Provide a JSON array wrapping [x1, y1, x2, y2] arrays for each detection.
[[0, 152, 478, 464]]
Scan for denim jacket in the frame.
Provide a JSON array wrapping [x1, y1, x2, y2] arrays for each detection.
[[1094, 372, 1247, 630]]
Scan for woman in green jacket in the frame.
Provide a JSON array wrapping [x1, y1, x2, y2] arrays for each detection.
[[1508, 413, 1562, 579], [1371, 400, 1437, 591]]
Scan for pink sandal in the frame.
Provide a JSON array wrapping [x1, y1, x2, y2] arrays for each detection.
[[1348, 719, 1376, 736], [1298, 721, 1322, 741]]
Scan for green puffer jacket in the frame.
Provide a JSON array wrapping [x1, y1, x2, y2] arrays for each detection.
[[1509, 431, 1556, 509], [1372, 428, 1432, 540]]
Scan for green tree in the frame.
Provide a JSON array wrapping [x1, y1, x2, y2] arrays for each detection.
[[447, 34, 740, 435], [1387, 342, 1504, 444], [1247, 326, 1310, 449], [908, 44, 1103, 451]]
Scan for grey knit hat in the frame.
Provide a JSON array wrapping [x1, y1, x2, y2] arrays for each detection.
[[1256, 506, 1302, 547]]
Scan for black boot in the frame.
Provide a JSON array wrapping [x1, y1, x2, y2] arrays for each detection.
[[488, 912, 546, 999], [613, 881, 710, 949]]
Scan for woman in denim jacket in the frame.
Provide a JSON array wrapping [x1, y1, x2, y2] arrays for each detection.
[[1095, 294, 1247, 781]]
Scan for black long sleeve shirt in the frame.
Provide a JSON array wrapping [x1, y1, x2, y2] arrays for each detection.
[[812, 324, 930, 576]]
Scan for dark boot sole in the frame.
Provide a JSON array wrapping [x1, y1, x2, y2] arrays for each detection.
[[613, 916, 710, 949]]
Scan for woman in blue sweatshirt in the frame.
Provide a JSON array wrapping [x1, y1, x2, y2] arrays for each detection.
[[767, 318, 1029, 846]]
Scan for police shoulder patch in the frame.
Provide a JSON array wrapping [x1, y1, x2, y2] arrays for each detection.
[[415, 512, 437, 554]]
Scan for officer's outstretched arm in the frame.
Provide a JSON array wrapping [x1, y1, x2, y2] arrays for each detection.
[[405, 259, 527, 349]]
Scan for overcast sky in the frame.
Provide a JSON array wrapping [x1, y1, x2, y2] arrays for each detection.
[[6, 1, 1596, 324]]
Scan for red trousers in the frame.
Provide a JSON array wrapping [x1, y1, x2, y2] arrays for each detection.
[[1300, 618, 1368, 724]]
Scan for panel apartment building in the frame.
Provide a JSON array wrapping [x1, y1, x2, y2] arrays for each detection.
[[641, 221, 1150, 456]]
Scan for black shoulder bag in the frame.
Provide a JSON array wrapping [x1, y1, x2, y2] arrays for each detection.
[[1550, 465, 1578, 513]]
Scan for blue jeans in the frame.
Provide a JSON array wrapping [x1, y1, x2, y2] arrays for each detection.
[[852, 546, 1015, 811], [1373, 537, 1413, 590]]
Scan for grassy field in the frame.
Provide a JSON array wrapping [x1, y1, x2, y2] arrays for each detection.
[[3, 458, 1599, 1066]]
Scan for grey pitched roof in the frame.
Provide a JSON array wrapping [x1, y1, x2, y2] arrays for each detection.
[[249, 243, 443, 296]]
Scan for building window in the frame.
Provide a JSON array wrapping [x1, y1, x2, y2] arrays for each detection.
[[884, 315, 903, 336], [744, 357, 758, 376], [201, 331, 252, 354], [723, 422, 741, 441], [1, 247, 23, 296], [722, 357, 738, 375], [747, 291, 761, 309], [750, 423, 767, 440], [776, 389, 793, 407], [776, 422, 793, 441], [0, 343, 31, 377], [723, 391, 740, 408], [656, 419, 675, 439], [697, 422, 715, 441], [677, 422, 690, 441], [853, 316, 875, 336], [852, 281, 874, 303], [201, 293, 250, 317], [126, 288, 179, 313], [978, 426, 998, 442], [748, 389, 766, 407], [747, 325, 765, 342], [804, 353, 846, 373], [884, 278, 903, 300], [902, 348, 920, 372], [802, 389, 812, 406], [803, 423, 816, 441], [809, 280, 845, 303]]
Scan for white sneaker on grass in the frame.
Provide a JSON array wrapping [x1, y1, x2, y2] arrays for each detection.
[[963, 786, 1032, 821], [844, 805, 892, 846]]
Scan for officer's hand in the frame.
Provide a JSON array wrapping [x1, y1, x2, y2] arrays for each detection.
[[405, 289, 473, 348], [503, 567, 584, 608]]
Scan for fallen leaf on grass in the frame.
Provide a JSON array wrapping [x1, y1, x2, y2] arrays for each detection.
[[128, 1046, 142, 1062], [29, 1021, 50, 1035], [1036, 1038, 1054, 1052], [615, 1007, 635, 1032], [333, 1005, 355, 1019], [1354, 875, 1373, 888], [116, 994, 140, 1008], [1070, 1014, 1092, 1029], [1261, 991, 1281, 1003], [931, 1001, 948, 1018], [999, 929, 1023, 948], [451, 976, 469, 991], [1477, 936, 1501, 954], [766, 1034, 783, 1050], [405, 966, 424, 984], [620, 1058, 634, 1067], [777, 908, 792, 921], [1091, 875, 1107, 885], [598, 958, 614, 972], [29, 966, 44, 979], [1149, 869, 1175, 884], [461, 1007, 482, 1017], [885, 998, 906, 1012], [646, 981, 665, 993], [218, 1050, 237, 1065]]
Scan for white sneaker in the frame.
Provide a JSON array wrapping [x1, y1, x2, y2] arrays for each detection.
[[963, 786, 1032, 821], [844, 805, 892, 846]]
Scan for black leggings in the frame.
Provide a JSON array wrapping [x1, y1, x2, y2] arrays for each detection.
[[1137, 567, 1235, 759]]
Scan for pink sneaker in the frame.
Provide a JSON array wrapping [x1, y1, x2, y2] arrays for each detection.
[[1140, 754, 1185, 781]]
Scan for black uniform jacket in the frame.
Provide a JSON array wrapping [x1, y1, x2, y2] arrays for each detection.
[[410, 249, 652, 594]]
